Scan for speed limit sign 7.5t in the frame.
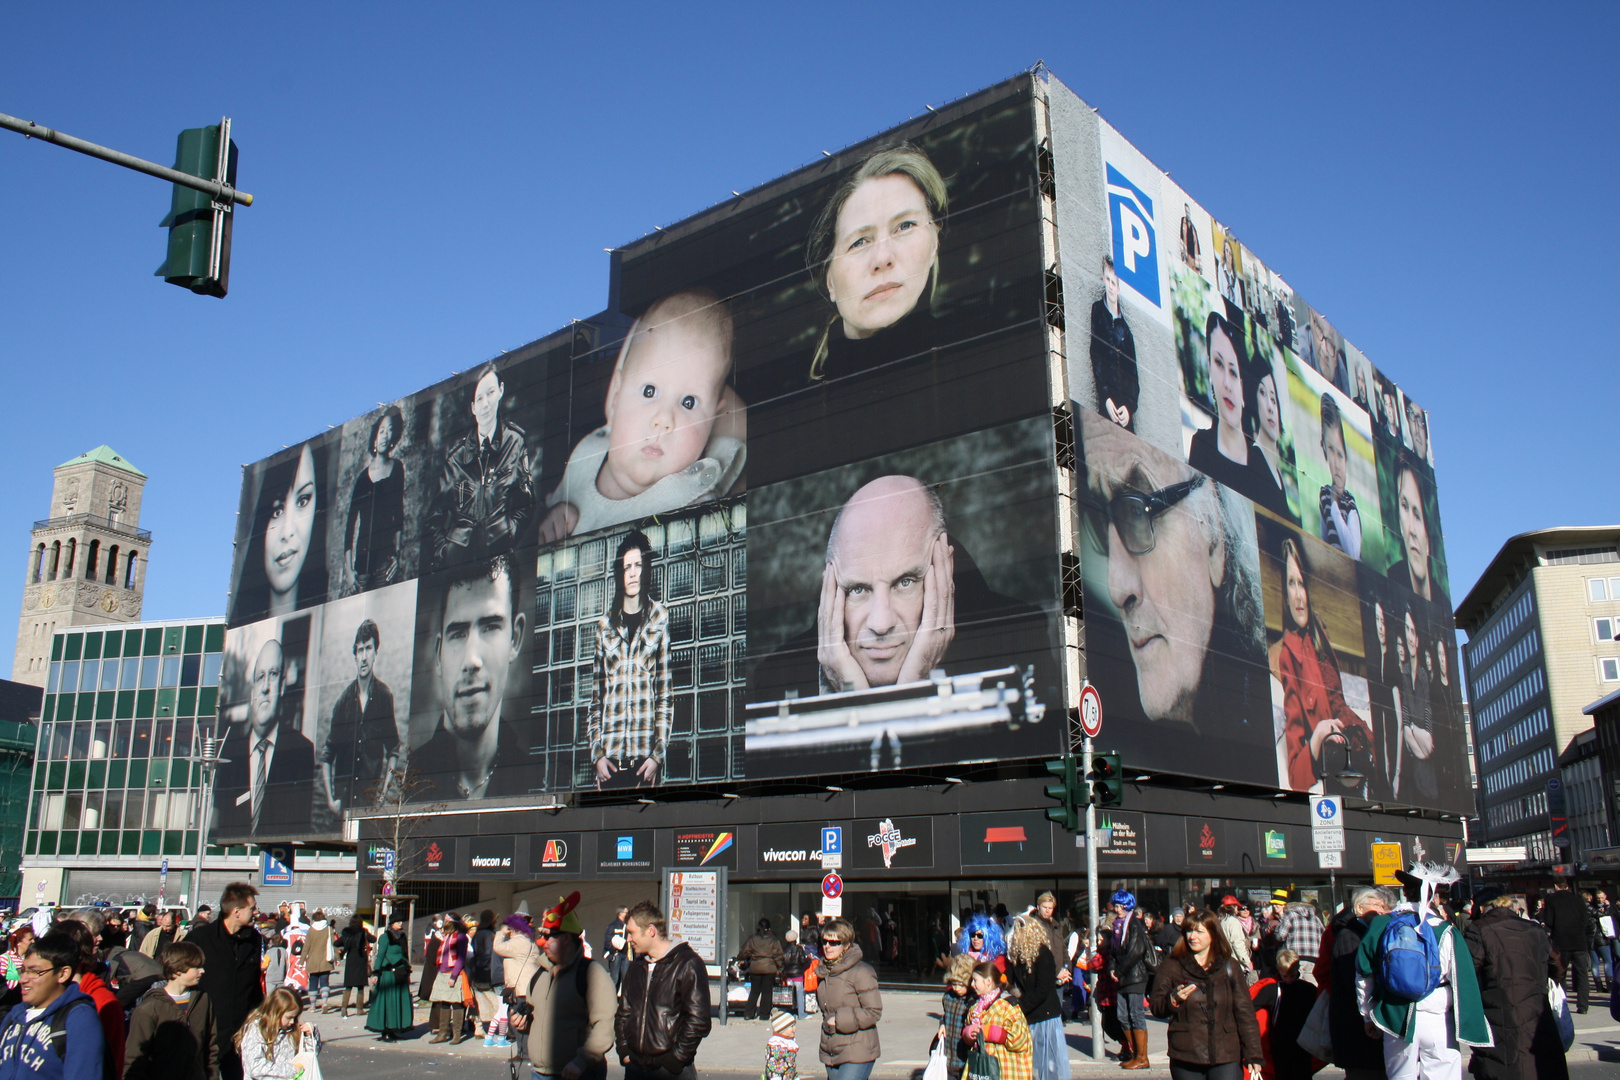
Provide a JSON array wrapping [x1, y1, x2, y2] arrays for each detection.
[[1079, 684, 1102, 739]]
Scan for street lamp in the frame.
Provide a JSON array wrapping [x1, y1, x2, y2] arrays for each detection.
[[181, 733, 229, 909]]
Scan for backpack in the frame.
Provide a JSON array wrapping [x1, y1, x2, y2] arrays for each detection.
[[1375, 911, 1442, 1003], [49, 995, 117, 1080], [106, 947, 166, 1012], [526, 955, 592, 1002]]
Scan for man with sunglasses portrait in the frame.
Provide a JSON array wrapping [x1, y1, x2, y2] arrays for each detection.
[[1077, 411, 1271, 772]]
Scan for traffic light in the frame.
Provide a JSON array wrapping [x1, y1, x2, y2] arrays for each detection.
[[1088, 750, 1124, 808], [156, 121, 237, 297], [1043, 755, 1082, 832]]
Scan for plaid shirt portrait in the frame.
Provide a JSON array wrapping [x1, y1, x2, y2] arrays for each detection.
[[587, 601, 671, 765]]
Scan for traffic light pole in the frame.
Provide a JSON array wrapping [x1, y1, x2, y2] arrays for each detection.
[[1083, 735, 1101, 1061], [0, 112, 254, 206]]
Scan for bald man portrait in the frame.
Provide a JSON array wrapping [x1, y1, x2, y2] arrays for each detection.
[[215, 635, 316, 835], [750, 473, 1060, 773]]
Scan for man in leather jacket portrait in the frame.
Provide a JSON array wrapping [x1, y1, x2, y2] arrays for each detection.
[[427, 361, 536, 570]]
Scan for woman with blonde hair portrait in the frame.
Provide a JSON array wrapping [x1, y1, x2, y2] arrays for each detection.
[[804, 142, 947, 383]]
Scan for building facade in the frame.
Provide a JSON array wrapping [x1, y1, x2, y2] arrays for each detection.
[[0, 680, 42, 906], [210, 71, 1467, 960], [14, 446, 152, 686], [1457, 526, 1620, 871], [19, 619, 356, 912]]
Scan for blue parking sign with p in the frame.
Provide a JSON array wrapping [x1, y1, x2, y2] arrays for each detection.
[[822, 827, 842, 856]]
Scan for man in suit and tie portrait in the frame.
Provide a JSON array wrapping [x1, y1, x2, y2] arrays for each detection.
[[215, 635, 316, 835]]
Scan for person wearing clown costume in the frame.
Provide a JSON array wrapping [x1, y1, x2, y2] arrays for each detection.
[[509, 892, 617, 1080]]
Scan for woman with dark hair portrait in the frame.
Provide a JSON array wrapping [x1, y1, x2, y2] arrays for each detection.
[[1395, 604, 1438, 802], [1188, 308, 1276, 506], [1241, 346, 1291, 520], [1274, 537, 1373, 791], [234, 441, 328, 623], [803, 142, 947, 383], [587, 530, 671, 790], [1386, 455, 1439, 602], [344, 405, 406, 594]]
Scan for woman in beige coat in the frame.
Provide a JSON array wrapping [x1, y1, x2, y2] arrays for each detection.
[[813, 917, 883, 1080], [495, 916, 544, 1001]]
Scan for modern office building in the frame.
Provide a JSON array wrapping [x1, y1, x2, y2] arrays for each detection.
[[19, 619, 357, 911], [1456, 526, 1620, 871], [14, 446, 152, 686], [214, 69, 1469, 963]]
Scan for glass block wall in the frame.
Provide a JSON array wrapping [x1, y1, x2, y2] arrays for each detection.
[[28, 621, 226, 861], [530, 501, 747, 792]]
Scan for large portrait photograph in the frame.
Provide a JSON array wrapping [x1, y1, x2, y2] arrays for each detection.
[[619, 80, 1048, 488], [327, 398, 430, 598], [746, 417, 1063, 780], [214, 610, 326, 839], [226, 438, 337, 628], [1283, 349, 1383, 566], [1075, 408, 1274, 786]]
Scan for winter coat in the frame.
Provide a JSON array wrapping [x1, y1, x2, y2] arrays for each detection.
[[813, 942, 882, 1066], [1149, 954, 1263, 1067], [124, 985, 219, 1080], [1464, 905, 1568, 1080], [1009, 945, 1060, 1024], [303, 923, 334, 975], [739, 931, 785, 976], [1323, 907, 1384, 1071], [1109, 916, 1153, 993], [469, 928, 496, 990], [782, 942, 807, 979], [337, 926, 371, 987], [75, 970, 125, 1079], [188, 918, 265, 1069], [614, 941, 711, 1072], [139, 926, 188, 958], [495, 929, 543, 998], [521, 951, 615, 1075], [1540, 891, 1593, 955]]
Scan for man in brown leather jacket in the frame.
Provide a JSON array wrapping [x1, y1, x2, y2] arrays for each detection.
[[616, 900, 712, 1080]]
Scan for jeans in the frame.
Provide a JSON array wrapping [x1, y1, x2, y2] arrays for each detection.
[[1115, 990, 1147, 1030], [309, 971, 331, 999], [788, 977, 805, 1017], [1169, 1063, 1242, 1080], [826, 1062, 875, 1080], [626, 1065, 697, 1080], [1589, 943, 1614, 987]]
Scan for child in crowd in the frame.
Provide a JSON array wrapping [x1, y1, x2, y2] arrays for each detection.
[[237, 988, 319, 1080], [262, 931, 288, 993], [125, 941, 217, 1080], [1317, 393, 1361, 559], [540, 288, 745, 542], [763, 1008, 798, 1080]]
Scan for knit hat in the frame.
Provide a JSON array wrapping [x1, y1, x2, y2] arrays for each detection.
[[1110, 890, 1136, 911], [541, 892, 584, 936], [771, 1009, 796, 1034]]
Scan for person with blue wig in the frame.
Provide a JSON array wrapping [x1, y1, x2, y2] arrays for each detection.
[[957, 915, 1006, 974], [1108, 890, 1155, 1068]]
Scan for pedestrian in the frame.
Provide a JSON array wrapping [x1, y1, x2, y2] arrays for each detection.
[[1248, 949, 1315, 1080], [303, 910, 335, 1014], [419, 914, 445, 1007], [0, 932, 105, 1080], [1355, 864, 1490, 1080], [56, 914, 125, 1078], [812, 916, 882, 1080], [764, 1009, 799, 1080], [962, 961, 1033, 1080], [124, 940, 217, 1080], [738, 918, 786, 1022], [235, 988, 318, 1080], [269, 905, 290, 936], [1319, 885, 1392, 1080], [467, 910, 499, 1040], [139, 908, 187, 959], [262, 932, 288, 994], [615, 900, 711, 1080], [1594, 888, 1618, 992], [1152, 910, 1182, 959], [1264, 891, 1325, 986], [365, 912, 413, 1043], [0, 927, 32, 1014], [603, 907, 631, 992], [1105, 890, 1154, 1070], [1216, 896, 1256, 984], [1087, 923, 1129, 1062], [428, 912, 470, 1043], [189, 882, 265, 1080], [800, 915, 822, 962], [509, 892, 615, 1080], [1149, 909, 1264, 1080], [193, 906, 214, 929], [1030, 893, 1072, 993], [99, 913, 129, 954], [1462, 886, 1567, 1080], [336, 915, 371, 1017], [1008, 910, 1069, 1080], [496, 909, 543, 1014], [782, 929, 808, 1018], [936, 954, 975, 1078], [1539, 881, 1595, 1014]]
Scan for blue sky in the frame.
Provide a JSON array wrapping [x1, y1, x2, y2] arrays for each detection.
[[2, 3, 1616, 666]]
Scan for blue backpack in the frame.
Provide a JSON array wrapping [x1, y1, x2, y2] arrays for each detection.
[[1375, 910, 1442, 1003]]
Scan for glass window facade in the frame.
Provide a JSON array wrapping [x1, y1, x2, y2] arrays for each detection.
[[29, 621, 226, 861]]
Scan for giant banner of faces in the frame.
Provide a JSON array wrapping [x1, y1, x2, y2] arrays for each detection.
[[217, 79, 1069, 841], [1061, 109, 1467, 815]]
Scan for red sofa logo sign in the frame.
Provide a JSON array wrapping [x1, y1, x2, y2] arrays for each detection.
[[424, 841, 445, 870]]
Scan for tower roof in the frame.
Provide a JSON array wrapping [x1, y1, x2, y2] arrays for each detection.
[[57, 445, 146, 478]]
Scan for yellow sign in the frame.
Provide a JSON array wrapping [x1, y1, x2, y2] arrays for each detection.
[[1370, 842, 1404, 885]]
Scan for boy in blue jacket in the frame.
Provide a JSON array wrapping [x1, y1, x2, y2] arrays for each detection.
[[0, 932, 106, 1080]]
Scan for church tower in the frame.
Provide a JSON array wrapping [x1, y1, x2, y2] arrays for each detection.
[[13, 447, 152, 686]]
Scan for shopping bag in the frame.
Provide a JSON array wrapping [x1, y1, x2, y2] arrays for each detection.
[[922, 1042, 948, 1080], [964, 1039, 1000, 1080], [292, 1046, 324, 1080], [803, 957, 819, 993], [1549, 979, 1574, 1052], [1295, 992, 1333, 1061], [772, 985, 795, 1007]]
